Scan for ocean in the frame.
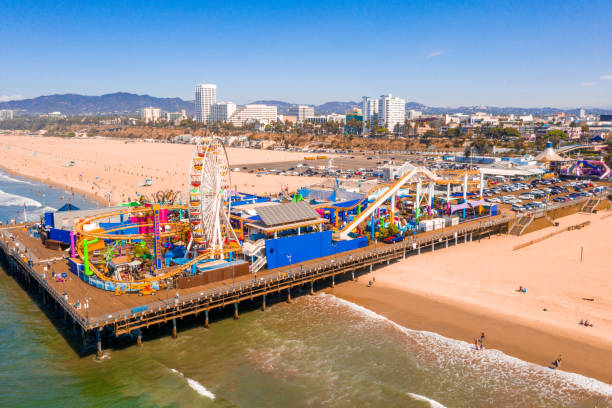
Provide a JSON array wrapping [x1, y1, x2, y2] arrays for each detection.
[[0, 171, 610, 407]]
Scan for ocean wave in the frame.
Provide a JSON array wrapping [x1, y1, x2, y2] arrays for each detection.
[[170, 368, 215, 400], [319, 293, 612, 399], [0, 189, 42, 207], [408, 393, 447, 407], [0, 173, 33, 185]]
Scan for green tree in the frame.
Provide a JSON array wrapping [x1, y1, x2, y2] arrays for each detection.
[[543, 129, 567, 148]]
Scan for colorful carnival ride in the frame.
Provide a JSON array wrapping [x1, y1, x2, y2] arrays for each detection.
[[560, 160, 611, 180], [72, 138, 241, 294]]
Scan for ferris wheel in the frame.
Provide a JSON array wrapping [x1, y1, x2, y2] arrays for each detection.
[[188, 138, 237, 257]]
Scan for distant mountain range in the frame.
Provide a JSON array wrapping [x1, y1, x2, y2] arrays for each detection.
[[0, 92, 194, 116], [1, 92, 610, 117]]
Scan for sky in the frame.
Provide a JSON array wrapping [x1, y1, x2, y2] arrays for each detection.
[[0, 0, 611, 108]]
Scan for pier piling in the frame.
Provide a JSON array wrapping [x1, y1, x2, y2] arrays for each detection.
[[172, 318, 177, 338], [287, 288, 291, 303], [95, 329, 102, 359], [331, 275, 335, 287], [234, 302, 239, 319], [136, 331, 143, 347], [204, 309, 210, 327], [310, 281, 314, 295]]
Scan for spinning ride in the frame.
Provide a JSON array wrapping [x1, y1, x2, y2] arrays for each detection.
[[188, 138, 238, 257]]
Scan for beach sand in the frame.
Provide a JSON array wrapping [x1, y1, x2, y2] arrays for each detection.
[[0, 135, 324, 205], [327, 211, 612, 382]]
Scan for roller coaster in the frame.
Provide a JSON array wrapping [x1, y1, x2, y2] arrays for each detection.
[[74, 139, 241, 291]]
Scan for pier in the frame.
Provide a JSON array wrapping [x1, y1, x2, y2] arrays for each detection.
[[0, 192, 607, 357], [0, 215, 510, 356]]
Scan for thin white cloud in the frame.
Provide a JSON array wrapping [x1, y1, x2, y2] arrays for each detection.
[[425, 50, 444, 59], [0, 94, 24, 102], [580, 82, 596, 87], [600, 74, 612, 80]]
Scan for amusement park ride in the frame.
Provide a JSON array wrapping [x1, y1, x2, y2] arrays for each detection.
[[74, 138, 241, 294], [71, 137, 489, 295]]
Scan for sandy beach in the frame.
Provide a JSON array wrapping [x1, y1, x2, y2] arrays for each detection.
[[0, 135, 324, 205], [328, 211, 612, 382]]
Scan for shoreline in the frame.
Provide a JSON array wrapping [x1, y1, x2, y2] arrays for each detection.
[[326, 212, 612, 384], [325, 282, 612, 383], [0, 163, 108, 207]]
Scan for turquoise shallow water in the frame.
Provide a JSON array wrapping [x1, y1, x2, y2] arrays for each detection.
[[0, 171, 610, 407]]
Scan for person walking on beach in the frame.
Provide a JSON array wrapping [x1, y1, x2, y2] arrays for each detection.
[[550, 354, 562, 370]]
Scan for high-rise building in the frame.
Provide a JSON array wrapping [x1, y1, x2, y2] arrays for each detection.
[[379, 94, 405, 133], [142, 107, 162, 123], [229, 104, 277, 126], [579, 108, 585, 118], [362, 96, 379, 135], [0, 109, 14, 121], [210, 102, 237, 123], [287, 105, 315, 121], [195, 83, 217, 123]]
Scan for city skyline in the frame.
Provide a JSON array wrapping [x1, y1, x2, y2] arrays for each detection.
[[1, 0, 611, 107]]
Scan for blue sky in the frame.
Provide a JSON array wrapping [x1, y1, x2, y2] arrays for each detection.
[[1, 0, 611, 107]]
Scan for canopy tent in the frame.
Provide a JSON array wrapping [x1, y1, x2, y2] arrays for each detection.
[[57, 203, 80, 212], [534, 143, 565, 162], [450, 202, 470, 213], [467, 199, 488, 207]]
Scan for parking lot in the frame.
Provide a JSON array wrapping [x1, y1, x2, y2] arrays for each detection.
[[482, 178, 608, 213]]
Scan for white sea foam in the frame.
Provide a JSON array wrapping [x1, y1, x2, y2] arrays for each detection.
[[319, 293, 612, 398], [170, 368, 216, 400], [408, 393, 447, 408], [0, 173, 33, 185], [0, 189, 42, 207]]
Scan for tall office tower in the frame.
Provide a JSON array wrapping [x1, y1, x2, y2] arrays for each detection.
[[379, 94, 406, 134], [362, 96, 379, 135], [579, 108, 585, 119], [195, 83, 217, 123]]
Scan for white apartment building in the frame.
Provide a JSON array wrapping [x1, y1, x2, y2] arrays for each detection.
[[229, 104, 277, 126], [142, 107, 162, 123], [0, 109, 14, 121], [195, 83, 217, 123], [164, 109, 188, 124], [362, 96, 379, 135], [210, 102, 237, 123], [287, 105, 315, 121], [407, 109, 422, 120], [379, 94, 405, 133]]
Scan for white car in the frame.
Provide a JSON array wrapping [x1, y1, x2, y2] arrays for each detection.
[[518, 193, 535, 200], [486, 197, 501, 203]]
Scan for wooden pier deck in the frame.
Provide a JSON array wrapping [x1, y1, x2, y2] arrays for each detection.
[[0, 213, 515, 357]]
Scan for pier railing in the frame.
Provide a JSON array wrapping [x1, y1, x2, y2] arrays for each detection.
[[86, 215, 514, 332]]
